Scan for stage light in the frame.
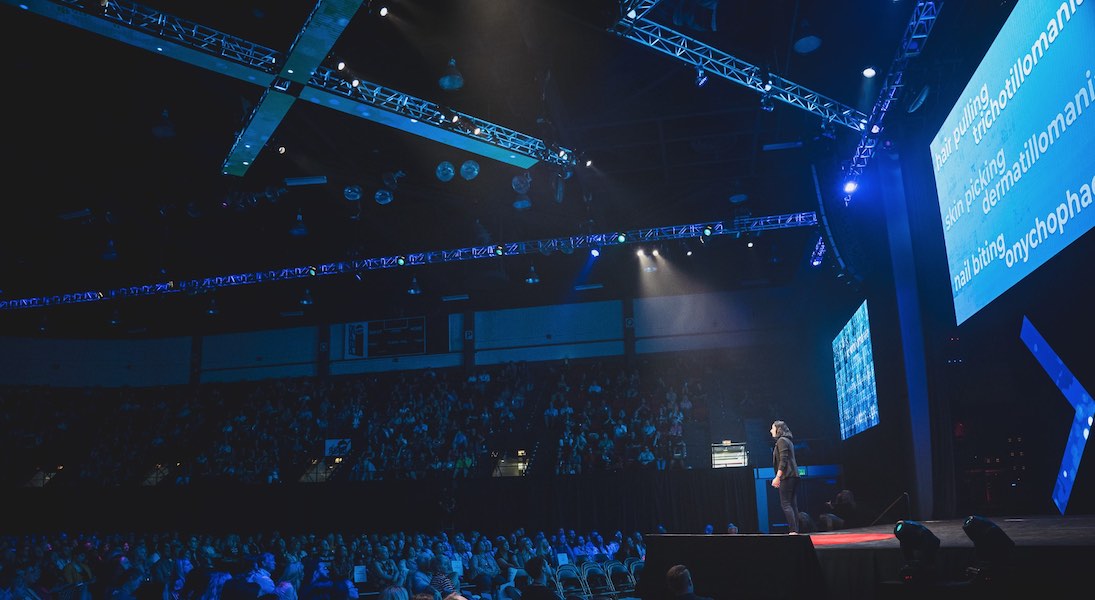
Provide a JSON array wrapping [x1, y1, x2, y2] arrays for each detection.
[[585, 158, 593, 168], [702, 225, 713, 236], [336, 60, 346, 71], [894, 520, 940, 582], [843, 179, 859, 194], [695, 65, 708, 87], [436, 161, 456, 182], [460, 160, 480, 180], [512, 173, 531, 194], [439, 57, 464, 91], [525, 265, 540, 285], [299, 289, 314, 306], [863, 66, 877, 78], [590, 248, 600, 258], [351, 79, 360, 87], [760, 94, 774, 112], [962, 515, 1015, 581], [407, 276, 421, 295], [396, 256, 407, 266], [374, 189, 393, 205], [290, 211, 308, 236], [616, 233, 627, 243], [343, 185, 362, 201], [493, 245, 504, 256], [378, 6, 388, 17], [513, 195, 531, 211]]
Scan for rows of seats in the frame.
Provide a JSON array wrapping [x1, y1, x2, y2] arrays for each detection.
[[548, 558, 643, 600]]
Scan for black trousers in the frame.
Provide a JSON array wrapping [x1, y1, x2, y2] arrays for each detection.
[[778, 477, 801, 533]]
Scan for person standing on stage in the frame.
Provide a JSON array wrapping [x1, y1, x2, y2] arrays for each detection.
[[771, 420, 801, 534]]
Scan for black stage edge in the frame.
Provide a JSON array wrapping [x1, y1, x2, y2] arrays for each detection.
[[634, 515, 1095, 599], [635, 533, 827, 600]]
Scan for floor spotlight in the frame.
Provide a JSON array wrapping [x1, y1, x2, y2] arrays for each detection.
[[962, 515, 1015, 582], [894, 520, 940, 583]]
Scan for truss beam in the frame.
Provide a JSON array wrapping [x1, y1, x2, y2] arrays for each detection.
[[6, 0, 573, 174], [611, 11, 869, 131], [0, 212, 816, 311], [844, 2, 941, 191]]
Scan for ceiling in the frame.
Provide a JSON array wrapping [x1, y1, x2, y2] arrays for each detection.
[[0, 0, 1013, 338]]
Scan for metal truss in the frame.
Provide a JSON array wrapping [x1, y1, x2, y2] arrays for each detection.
[[0, 212, 816, 311], [611, 9, 868, 132], [8, 0, 574, 171], [39, 0, 282, 71], [309, 66, 574, 166], [845, 2, 941, 189]]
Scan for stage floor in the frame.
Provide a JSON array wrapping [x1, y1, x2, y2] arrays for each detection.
[[810, 514, 1095, 598]]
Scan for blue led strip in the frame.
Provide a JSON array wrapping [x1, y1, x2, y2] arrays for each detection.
[[0, 212, 816, 311], [1019, 316, 1094, 514]]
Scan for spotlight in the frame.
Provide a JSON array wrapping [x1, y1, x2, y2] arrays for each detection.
[[336, 60, 346, 71], [760, 94, 774, 112], [695, 65, 708, 87], [344, 185, 362, 201], [407, 276, 422, 295], [842, 179, 859, 194], [616, 233, 627, 243], [585, 159, 593, 168], [894, 520, 940, 583], [870, 123, 883, 135], [374, 189, 393, 205], [962, 515, 1015, 581], [439, 58, 463, 91], [289, 211, 308, 236], [299, 289, 314, 306], [863, 66, 877, 78], [513, 195, 532, 211], [460, 160, 480, 181], [702, 224, 713, 237], [351, 78, 360, 87], [590, 248, 600, 258], [378, 6, 388, 17], [511, 173, 531, 194], [525, 265, 540, 285], [436, 161, 456, 182], [101, 239, 118, 261], [493, 245, 504, 256], [396, 256, 407, 266], [761, 68, 774, 92]]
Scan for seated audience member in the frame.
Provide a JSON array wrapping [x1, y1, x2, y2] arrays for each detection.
[[427, 557, 458, 599], [665, 565, 712, 600], [518, 557, 561, 600]]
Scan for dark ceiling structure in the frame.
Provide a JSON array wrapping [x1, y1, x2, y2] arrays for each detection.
[[0, 0, 1014, 338]]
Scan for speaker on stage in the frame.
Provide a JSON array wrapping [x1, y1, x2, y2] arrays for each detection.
[[635, 534, 827, 600]]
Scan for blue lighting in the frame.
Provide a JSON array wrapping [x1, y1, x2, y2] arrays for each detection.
[[842, 180, 858, 194]]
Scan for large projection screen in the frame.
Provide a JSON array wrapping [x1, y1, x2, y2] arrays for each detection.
[[930, 0, 1095, 325]]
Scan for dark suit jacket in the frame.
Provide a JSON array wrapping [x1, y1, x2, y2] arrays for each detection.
[[772, 435, 799, 480]]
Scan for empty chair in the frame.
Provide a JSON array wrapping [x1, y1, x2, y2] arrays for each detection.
[[604, 560, 634, 596], [581, 562, 616, 600], [554, 563, 590, 600]]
